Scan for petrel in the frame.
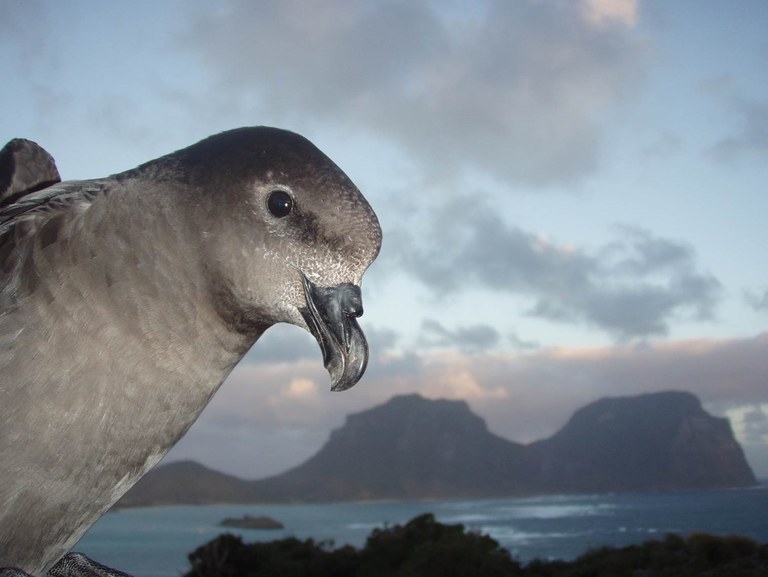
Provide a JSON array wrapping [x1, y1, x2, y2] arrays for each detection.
[[0, 129, 382, 576]]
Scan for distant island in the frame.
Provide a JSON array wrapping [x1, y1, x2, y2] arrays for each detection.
[[117, 391, 756, 507], [219, 515, 283, 530]]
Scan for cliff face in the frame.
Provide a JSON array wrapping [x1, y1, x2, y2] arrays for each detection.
[[118, 391, 757, 506], [529, 392, 756, 492], [251, 395, 528, 501]]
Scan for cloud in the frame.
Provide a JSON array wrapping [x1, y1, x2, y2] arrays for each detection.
[[244, 324, 323, 365], [168, 331, 768, 478], [707, 96, 768, 164], [580, 0, 638, 28], [418, 351, 509, 402], [0, 1, 56, 69], [181, 0, 645, 187], [476, 335, 768, 464], [641, 132, 682, 159], [746, 289, 768, 312], [397, 199, 721, 340], [406, 333, 768, 446], [741, 405, 768, 444], [509, 332, 540, 350], [0, 2, 74, 136], [182, 320, 768, 480], [723, 403, 768, 477], [364, 325, 401, 354], [286, 377, 320, 400], [418, 319, 501, 353]]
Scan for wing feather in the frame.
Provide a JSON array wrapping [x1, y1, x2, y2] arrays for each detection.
[[0, 138, 61, 206]]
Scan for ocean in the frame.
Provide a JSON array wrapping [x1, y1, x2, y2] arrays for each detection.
[[75, 486, 768, 577]]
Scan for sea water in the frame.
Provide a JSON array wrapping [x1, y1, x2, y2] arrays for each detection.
[[75, 485, 768, 577]]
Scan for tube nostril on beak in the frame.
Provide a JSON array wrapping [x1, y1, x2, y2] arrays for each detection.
[[340, 284, 364, 318]]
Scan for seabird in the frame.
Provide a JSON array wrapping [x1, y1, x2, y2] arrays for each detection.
[[0, 128, 382, 576]]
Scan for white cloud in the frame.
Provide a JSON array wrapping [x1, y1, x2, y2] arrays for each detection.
[[728, 404, 768, 444], [180, 0, 645, 187], [286, 377, 320, 400], [581, 0, 638, 28], [418, 351, 509, 402]]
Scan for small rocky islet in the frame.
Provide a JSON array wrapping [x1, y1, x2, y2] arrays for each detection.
[[219, 515, 284, 530]]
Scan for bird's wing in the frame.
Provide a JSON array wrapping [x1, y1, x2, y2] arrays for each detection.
[[0, 137, 106, 261], [0, 180, 106, 227], [0, 139, 62, 207], [0, 180, 109, 304]]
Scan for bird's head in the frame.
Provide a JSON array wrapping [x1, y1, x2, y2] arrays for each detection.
[[166, 127, 382, 391]]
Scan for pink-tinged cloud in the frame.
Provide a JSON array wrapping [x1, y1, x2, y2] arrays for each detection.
[[167, 331, 768, 478], [581, 0, 638, 28]]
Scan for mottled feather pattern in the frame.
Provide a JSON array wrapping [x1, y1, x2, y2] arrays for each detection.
[[0, 183, 107, 309]]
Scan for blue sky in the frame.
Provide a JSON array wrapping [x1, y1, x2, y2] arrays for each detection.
[[3, 0, 768, 478]]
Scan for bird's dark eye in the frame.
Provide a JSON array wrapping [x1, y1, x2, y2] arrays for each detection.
[[267, 190, 294, 218]]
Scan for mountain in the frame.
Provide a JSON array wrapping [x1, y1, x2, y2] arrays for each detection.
[[117, 460, 252, 507], [246, 395, 531, 501], [117, 391, 757, 507], [529, 391, 757, 492]]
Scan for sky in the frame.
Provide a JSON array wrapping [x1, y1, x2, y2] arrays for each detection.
[[3, 0, 768, 479]]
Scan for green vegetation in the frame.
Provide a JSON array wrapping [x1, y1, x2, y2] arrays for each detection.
[[185, 513, 768, 577]]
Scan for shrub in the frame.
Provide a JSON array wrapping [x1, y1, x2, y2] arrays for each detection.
[[186, 533, 357, 577], [359, 513, 522, 577], [184, 516, 768, 577]]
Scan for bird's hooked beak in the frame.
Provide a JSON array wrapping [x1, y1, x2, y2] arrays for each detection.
[[299, 274, 369, 392]]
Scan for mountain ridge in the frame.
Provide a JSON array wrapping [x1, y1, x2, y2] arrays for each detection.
[[117, 391, 756, 507]]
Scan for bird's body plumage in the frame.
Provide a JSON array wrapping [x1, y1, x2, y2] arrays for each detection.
[[0, 128, 381, 574]]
